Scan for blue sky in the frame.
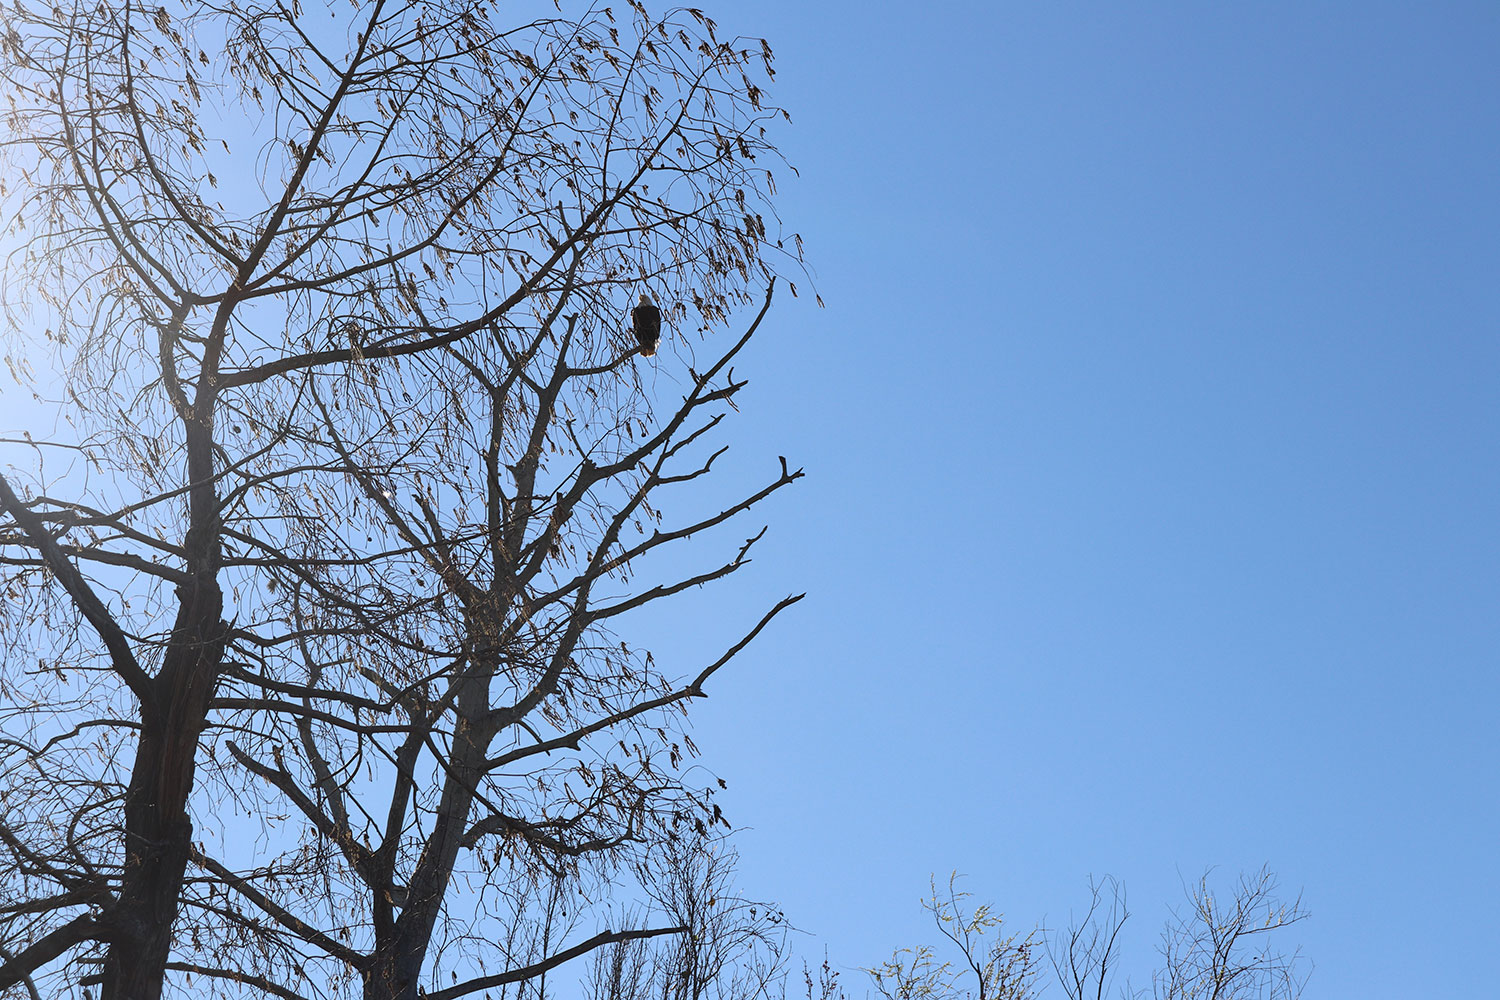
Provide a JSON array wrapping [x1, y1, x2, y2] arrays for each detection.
[[632, 2, 1498, 997]]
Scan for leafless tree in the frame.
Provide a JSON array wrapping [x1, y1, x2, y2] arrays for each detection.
[[874, 868, 1307, 1000], [586, 838, 785, 1000], [867, 875, 1041, 1000], [1049, 867, 1309, 1000], [0, 1, 807, 998], [1049, 876, 1129, 1000], [1143, 868, 1308, 1000]]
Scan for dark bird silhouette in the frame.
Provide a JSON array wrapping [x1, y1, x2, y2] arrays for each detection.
[[631, 293, 661, 356]]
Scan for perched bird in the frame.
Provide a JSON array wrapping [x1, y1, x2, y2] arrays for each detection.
[[631, 293, 661, 357]]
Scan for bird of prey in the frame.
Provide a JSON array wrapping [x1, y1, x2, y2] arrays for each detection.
[[631, 293, 661, 356]]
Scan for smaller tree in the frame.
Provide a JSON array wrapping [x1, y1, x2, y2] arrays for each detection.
[[1050, 867, 1309, 1000], [586, 838, 786, 1000], [1048, 876, 1128, 1000], [868, 875, 1040, 1000], [874, 868, 1308, 1000]]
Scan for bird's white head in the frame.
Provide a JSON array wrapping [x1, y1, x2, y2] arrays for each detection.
[[638, 293, 653, 305]]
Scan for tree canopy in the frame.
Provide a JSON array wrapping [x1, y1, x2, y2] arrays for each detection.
[[0, 2, 807, 998]]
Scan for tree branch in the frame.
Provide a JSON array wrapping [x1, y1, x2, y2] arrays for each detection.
[[0, 471, 152, 703], [424, 925, 687, 1000], [0, 913, 101, 991]]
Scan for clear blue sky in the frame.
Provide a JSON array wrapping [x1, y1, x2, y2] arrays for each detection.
[[632, 2, 1499, 997]]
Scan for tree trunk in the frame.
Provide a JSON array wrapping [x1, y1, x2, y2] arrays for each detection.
[[100, 585, 225, 1000], [365, 697, 493, 1000]]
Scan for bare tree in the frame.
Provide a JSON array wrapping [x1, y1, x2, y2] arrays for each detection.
[[1144, 868, 1308, 1000], [586, 839, 785, 1000], [868, 875, 1041, 1000], [875, 868, 1308, 1000], [0, 1, 807, 998], [1050, 867, 1309, 1000], [1049, 876, 1129, 1000]]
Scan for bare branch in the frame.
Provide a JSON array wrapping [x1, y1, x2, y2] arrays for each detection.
[[426, 926, 688, 1000]]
